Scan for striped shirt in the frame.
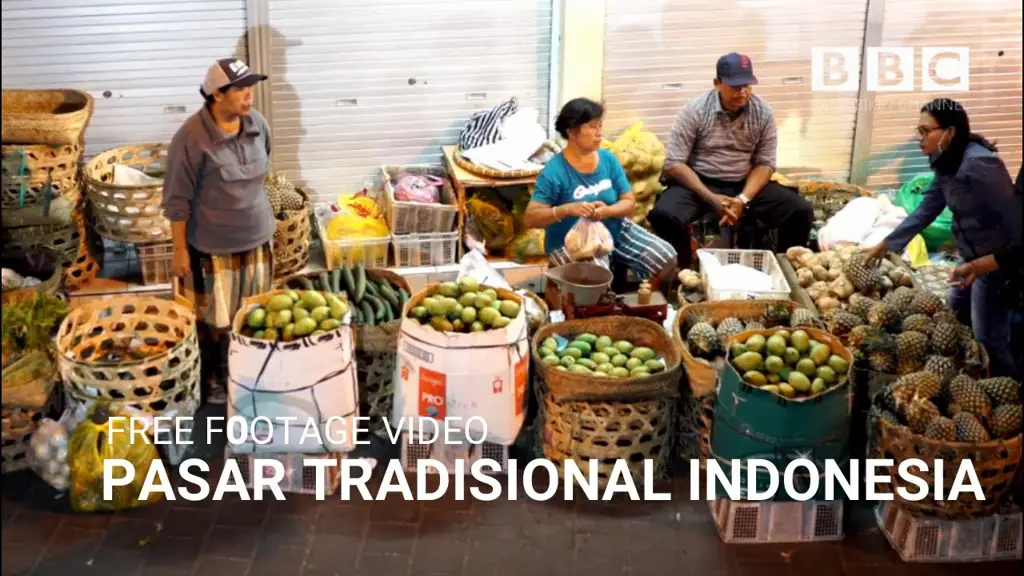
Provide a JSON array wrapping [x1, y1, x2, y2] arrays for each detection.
[[664, 89, 778, 182]]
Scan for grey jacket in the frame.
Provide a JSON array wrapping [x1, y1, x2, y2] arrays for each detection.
[[162, 107, 276, 255], [887, 142, 1021, 261]]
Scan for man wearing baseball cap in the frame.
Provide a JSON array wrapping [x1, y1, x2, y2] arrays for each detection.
[[161, 58, 275, 405], [649, 53, 813, 268]]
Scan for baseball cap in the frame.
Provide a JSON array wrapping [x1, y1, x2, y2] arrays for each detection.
[[200, 58, 267, 97], [716, 53, 758, 87]]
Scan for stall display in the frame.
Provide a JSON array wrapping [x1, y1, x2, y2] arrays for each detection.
[[266, 172, 312, 279], [782, 245, 915, 316]]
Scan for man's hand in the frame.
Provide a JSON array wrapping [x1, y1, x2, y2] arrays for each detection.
[[719, 197, 744, 226], [170, 246, 191, 279], [862, 240, 889, 264], [949, 262, 978, 288]]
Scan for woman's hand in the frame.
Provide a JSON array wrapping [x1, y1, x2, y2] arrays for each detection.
[[170, 246, 191, 279], [949, 261, 978, 288], [862, 240, 889, 263], [589, 201, 608, 219], [560, 202, 597, 219]]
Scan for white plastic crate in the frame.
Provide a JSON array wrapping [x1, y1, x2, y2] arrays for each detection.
[[379, 164, 458, 235], [392, 231, 459, 268], [226, 450, 345, 495], [138, 241, 173, 285], [877, 502, 1023, 563], [697, 248, 791, 301], [314, 205, 391, 270], [399, 432, 508, 474], [709, 498, 844, 543]]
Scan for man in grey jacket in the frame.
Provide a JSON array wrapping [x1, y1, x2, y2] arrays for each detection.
[[162, 58, 276, 404]]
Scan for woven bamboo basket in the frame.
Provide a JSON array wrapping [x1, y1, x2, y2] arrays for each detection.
[[796, 180, 876, 224], [2, 406, 41, 474], [453, 147, 546, 180], [540, 391, 674, 487], [1, 192, 78, 229], [1, 246, 64, 306], [2, 142, 83, 209], [84, 143, 171, 243], [55, 296, 201, 416], [2, 207, 98, 291], [533, 316, 681, 403], [272, 189, 312, 279], [1, 89, 94, 146], [672, 299, 802, 398], [676, 390, 717, 469], [869, 396, 1022, 521], [1, 167, 80, 210]]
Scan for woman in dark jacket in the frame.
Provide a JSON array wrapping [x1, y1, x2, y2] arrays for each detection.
[[865, 99, 1022, 379]]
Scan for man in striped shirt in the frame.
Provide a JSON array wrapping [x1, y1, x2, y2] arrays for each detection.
[[648, 53, 813, 268]]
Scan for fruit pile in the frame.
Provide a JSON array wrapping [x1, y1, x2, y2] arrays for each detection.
[[819, 285, 983, 375], [242, 290, 350, 341], [407, 278, 521, 333], [728, 329, 850, 399], [280, 264, 409, 327], [538, 333, 663, 379], [877, 371, 1022, 442], [265, 172, 307, 220], [784, 246, 914, 314], [683, 304, 818, 362]]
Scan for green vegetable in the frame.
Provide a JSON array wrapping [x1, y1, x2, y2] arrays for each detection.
[[398, 289, 409, 313], [353, 264, 367, 303], [298, 277, 315, 291], [318, 272, 331, 293], [360, 301, 375, 326], [341, 264, 356, 295], [365, 278, 380, 297], [330, 269, 342, 293]]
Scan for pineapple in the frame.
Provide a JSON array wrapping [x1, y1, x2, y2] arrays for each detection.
[[908, 292, 946, 316], [686, 319, 722, 358], [908, 370, 942, 401], [978, 377, 1021, 407], [867, 303, 901, 332], [884, 378, 918, 415], [789, 308, 817, 328], [884, 286, 917, 314], [843, 252, 882, 292], [989, 404, 1023, 439], [760, 304, 791, 328], [848, 295, 878, 322], [924, 416, 956, 441], [932, 311, 958, 325], [716, 317, 745, 341], [895, 331, 930, 373], [863, 333, 897, 373], [848, 325, 878, 349], [879, 409, 902, 427], [825, 311, 861, 337], [901, 314, 932, 337], [949, 374, 992, 419], [906, 397, 941, 434], [930, 322, 961, 356], [954, 412, 991, 443], [923, 355, 956, 382]]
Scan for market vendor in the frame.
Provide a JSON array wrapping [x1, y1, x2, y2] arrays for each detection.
[[647, 53, 814, 268], [522, 98, 677, 290], [865, 98, 1022, 380], [162, 58, 276, 405]]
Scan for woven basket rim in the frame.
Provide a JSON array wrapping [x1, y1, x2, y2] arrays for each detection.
[[1, 89, 94, 117], [56, 295, 196, 367], [83, 142, 168, 191], [870, 398, 1022, 451], [453, 148, 544, 179], [672, 299, 801, 369]]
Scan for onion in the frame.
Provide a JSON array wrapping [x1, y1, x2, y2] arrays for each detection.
[[817, 296, 841, 312], [827, 268, 842, 281], [812, 265, 830, 281], [797, 268, 815, 287]]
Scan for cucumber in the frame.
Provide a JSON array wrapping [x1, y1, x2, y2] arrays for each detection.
[[330, 269, 342, 293], [341, 264, 356, 294], [364, 278, 379, 297], [353, 306, 364, 323], [382, 301, 395, 323], [398, 289, 409, 313], [318, 272, 331, 293], [353, 264, 367, 303], [360, 300, 376, 326], [299, 277, 315, 291], [365, 295, 386, 321], [378, 283, 400, 309]]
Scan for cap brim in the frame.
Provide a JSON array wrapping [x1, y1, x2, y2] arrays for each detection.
[[228, 74, 268, 89], [723, 74, 758, 87]]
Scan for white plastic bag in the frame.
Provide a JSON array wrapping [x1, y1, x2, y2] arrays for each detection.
[[564, 218, 614, 261]]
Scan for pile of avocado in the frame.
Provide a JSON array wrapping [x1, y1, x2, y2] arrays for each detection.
[[729, 329, 850, 399], [538, 333, 663, 379], [242, 290, 349, 341], [407, 277, 521, 333]]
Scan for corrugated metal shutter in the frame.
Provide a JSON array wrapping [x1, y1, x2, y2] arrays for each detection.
[[602, 0, 870, 181], [266, 0, 553, 202], [1, 0, 249, 156], [862, 0, 1023, 189]]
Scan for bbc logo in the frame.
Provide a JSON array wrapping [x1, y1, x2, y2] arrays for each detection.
[[812, 47, 970, 92]]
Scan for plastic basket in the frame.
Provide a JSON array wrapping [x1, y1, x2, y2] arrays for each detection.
[[314, 206, 391, 269], [710, 498, 844, 543], [392, 231, 459, 268], [399, 432, 508, 475], [877, 502, 1022, 563], [379, 164, 458, 235], [137, 242, 173, 286], [697, 248, 791, 301]]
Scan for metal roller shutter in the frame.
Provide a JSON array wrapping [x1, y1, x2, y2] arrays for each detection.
[[860, 0, 1023, 189], [1, 0, 249, 156], [265, 0, 554, 203], [602, 0, 869, 181]]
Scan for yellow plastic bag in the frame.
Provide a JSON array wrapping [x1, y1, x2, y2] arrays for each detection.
[[467, 191, 515, 251], [334, 193, 382, 221], [904, 235, 932, 269], [68, 405, 164, 513], [325, 212, 389, 241], [504, 229, 546, 263]]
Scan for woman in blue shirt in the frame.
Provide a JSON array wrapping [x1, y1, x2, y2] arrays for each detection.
[[523, 98, 677, 290], [865, 98, 1022, 379]]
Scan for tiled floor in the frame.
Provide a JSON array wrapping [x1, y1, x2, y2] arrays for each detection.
[[3, 438, 1021, 576]]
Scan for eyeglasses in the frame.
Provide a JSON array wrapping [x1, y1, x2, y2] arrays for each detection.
[[915, 126, 942, 138]]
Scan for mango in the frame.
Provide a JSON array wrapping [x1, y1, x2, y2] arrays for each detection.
[[631, 347, 656, 361], [729, 343, 748, 358], [790, 330, 810, 353], [561, 347, 583, 359], [430, 316, 453, 332], [787, 371, 811, 392], [479, 307, 500, 326], [796, 358, 817, 377], [471, 322, 485, 332], [560, 356, 576, 368], [438, 282, 460, 297], [817, 365, 837, 384], [457, 277, 479, 294], [811, 378, 827, 395], [591, 352, 611, 366], [263, 327, 279, 341], [626, 358, 643, 370], [482, 288, 498, 300], [828, 355, 850, 375], [544, 355, 561, 367], [766, 335, 787, 357], [630, 367, 650, 378], [569, 340, 592, 355], [615, 341, 635, 355], [784, 347, 800, 366], [292, 307, 311, 322], [576, 359, 598, 371], [764, 355, 785, 374], [610, 367, 630, 378], [775, 330, 791, 342], [733, 351, 764, 373], [492, 316, 511, 329], [597, 363, 614, 374], [423, 297, 444, 316], [745, 334, 766, 354], [267, 294, 294, 312], [274, 309, 293, 328], [294, 317, 318, 337], [499, 300, 520, 319], [766, 374, 781, 384], [810, 344, 831, 366], [246, 308, 267, 329], [461, 307, 477, 324], [319, 318, 341, 332], [611, 354, 629, 367], [644, 360, 664, 373], [283, 289, 300, 302], [595, 335, 614, 351], [459, 292, 478, 307], [569, 364, 592, 375], [409, 306, 428, 321], [301, 291, 327, 310], [743, 371, 767, 387], [778, 383, 796, 398]]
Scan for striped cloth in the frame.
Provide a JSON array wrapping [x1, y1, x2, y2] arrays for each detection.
[[458, 97, 519, 150], [665, 89, 777, 182], [184, 241, 274, 330]]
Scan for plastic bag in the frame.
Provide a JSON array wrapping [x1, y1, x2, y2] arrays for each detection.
[[334, 192, 382, 220], [564, 218, 614, 261], [28, 418, 70, 491], [393, 173, 444, 204], [467, 191, 515, 251], [504, 229, 545, 263], [894, 172, 954, 250], [68, 404, 164, 513]]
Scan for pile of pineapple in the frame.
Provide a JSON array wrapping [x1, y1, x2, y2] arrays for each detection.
[[784, 245, 914, 314], [877, 368, 1021, 443], [683, 304, 818, 363], [265, 172, 306, 220]]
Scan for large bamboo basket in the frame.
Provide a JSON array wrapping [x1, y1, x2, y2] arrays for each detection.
[[56, 296, 201, 416], [3, 208, 98, 292], [869, 395, 1022, 521], [1, 247, 64, 306], [272, 189, 312, 279], [1, 89, 94, 146], [84, 143, 171, 243], [532, 316, 681, 403], [672, 299, 802, 398], [2, 141, 83, 209]]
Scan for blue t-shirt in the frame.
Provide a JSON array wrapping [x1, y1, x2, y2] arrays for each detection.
[[531, 150, 632, 255]]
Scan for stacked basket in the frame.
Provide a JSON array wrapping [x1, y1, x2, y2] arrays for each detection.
[[1, 89, 100, 292]]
